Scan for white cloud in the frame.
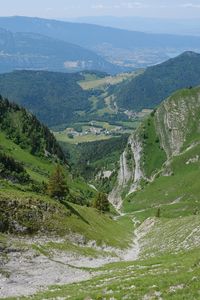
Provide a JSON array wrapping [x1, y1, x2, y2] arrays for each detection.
[[92, 4, 105, 9], [91, 1, 149, 10], [181, 2, 200, 8], [110, 1, 149, 9]]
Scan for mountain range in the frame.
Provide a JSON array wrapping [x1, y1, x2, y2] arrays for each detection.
[[0, 16, 200, 69], [70, 16, 200, 36], [0, 51, 200, 128], [1, 17, 200, 299], [0, 27, 120, 74], [1, 16, 200, 50]]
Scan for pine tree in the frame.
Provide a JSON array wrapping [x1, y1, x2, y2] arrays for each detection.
[[156, 207, 161, 218], [93, 192, 110, 213], [47, 164, 68, 200]]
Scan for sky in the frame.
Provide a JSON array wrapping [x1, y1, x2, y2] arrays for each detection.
[[0, 0, 200, 19]]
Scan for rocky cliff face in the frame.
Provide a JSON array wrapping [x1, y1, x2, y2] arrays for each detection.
[[155, 88, 200, 157], [108, 149, 133, 210], [109, 87, 200, 204]]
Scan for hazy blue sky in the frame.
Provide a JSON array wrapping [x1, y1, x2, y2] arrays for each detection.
[[0, 0, 200, 19]]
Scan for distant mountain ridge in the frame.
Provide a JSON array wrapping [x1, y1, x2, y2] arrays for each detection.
[[0, 16, 200, 69], [115, 51, 200, 111], [69, 16, 200, 36], [1, 16, 200, 50], [0, 27, 121, 74]]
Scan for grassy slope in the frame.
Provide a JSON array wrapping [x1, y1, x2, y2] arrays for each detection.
[[0, 131, 53, 182], [139, 114, 167, 178], [124, 135, 200, 218], [0, 129, 133, 248], [77, 70, 143, 120], [79, 72, 140, 90], [0, 186, 133, 248], [140, 215, 200, 258], [124, 87, 200, 217], [15, 248, 200, 300], [0, 130, 96, 198]]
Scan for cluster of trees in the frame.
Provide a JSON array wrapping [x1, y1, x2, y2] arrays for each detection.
[[0, 151, 30, 183], [47, 164, 110, 213], [74, 134, 129, 179]]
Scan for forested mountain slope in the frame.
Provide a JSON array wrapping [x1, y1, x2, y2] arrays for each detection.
[[0, 95, 65, 160], [0, 70, 91, 126], [115, 51, 200, 110]]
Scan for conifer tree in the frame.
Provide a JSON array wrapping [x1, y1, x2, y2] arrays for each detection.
[[94, 192, 110, 213], [156, 207, 161, 218], [47, 164, 68, 200]]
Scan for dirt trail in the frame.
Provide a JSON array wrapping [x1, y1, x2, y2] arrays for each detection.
[[0, 218, 155, 298], [122, 217, 155, 261]]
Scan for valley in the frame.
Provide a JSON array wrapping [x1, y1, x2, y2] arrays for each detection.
[[1, 81, 200, 299], [0, 14, 200, 300], [52, 70, 150, 148]]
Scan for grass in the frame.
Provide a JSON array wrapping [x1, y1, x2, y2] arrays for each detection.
[[140, 115, 167, 178], [139, 215, 200, 258], [10, 248, 200, 300], [124, 141, 200, 217], [117, 121, 141, 129], [32, 240, 116, 259], [0, 117, 134, 248], [79, 72, 138, 90], [0, 132, 53, 182], [0, 186, 133, 248], [0, 131, 95, 202], [2, 209, 200, 299], [54, 131, 113, 144]]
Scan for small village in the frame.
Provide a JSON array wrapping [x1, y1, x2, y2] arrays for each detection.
[[66, 122, 123, 139]]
